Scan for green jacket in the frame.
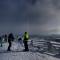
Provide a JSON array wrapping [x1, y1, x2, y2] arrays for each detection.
[[23, 33, 29, 41]]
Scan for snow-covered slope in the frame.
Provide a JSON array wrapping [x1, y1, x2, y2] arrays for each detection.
[[0, 38, 60, 60], [0, 51, 59, 60]]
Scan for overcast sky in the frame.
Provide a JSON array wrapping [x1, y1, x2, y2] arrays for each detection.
[[0, 0, 60, 35]]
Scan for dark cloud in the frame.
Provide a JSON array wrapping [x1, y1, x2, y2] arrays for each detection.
[[0, 0, 60, 34]]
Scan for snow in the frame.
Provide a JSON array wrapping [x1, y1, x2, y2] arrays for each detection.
[[0, 42, 24, 52], [0, 51, 59, 60], [0, 39, 60, 60], [50, 41, 60, 45]]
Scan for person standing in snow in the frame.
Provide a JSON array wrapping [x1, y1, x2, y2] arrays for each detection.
[[7, 33, 14, 51], [23, 32, 29, 51], [18, 37, 23, 46]]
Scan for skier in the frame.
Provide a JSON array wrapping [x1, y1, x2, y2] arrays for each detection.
[[23, 32, 29, 51], [18, 37, 23, 46], [7, 33, 14, 51]]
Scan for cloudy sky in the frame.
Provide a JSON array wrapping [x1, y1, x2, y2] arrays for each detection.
[[0, 0, 60, 35]]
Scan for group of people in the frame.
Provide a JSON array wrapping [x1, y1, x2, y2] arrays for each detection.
[[7, 32, 29, 51]]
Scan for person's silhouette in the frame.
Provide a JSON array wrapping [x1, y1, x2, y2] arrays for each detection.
[[7, 33, 14, 51], [23, 32, 29, 51]]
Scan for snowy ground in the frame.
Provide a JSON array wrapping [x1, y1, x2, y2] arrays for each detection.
[[0, 39, 60, 60], [0, 51, 60, 60]]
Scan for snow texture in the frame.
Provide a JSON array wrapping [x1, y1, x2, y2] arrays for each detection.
[[0, 51, 59, 60], [0, 38, 60, 60]]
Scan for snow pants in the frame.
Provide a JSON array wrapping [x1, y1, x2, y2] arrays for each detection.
[[7, 42, 11, 51], [24, 41, 29, 51]]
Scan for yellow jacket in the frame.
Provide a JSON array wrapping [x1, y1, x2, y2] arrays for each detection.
[[23, 32, 29, 41]]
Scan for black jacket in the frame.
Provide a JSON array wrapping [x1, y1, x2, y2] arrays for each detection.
[[8, 33, 14, 42]]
